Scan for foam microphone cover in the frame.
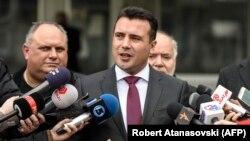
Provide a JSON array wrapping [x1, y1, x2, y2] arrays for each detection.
[[14, 92, 45, 119], [167, 102, 182, 119], [100, 94, 120, 115], [196, 94, 213, 111], [51, 84, 78, 109], [197, 84, 212, 95], [31, 92, 46, 111], [189, 92, 200, 111], [45, 67, 71, 90]]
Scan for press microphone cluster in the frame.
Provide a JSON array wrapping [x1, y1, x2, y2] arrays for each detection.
[[56, 93, 120, 135], [186, 90, 225, 125], [191, 84, 250, 118], [0, 67, 71, 123], [22, 67, 71, 97], [0, 92, 45, 122], [211, 85, 248, 116]]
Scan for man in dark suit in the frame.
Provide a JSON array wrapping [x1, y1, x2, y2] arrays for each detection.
[[80, 6, 190, 141], [217, 57, 250, 110]]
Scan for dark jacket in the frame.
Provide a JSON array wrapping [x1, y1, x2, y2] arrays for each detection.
[[0, 61, 21, 106], [0, 61, 21, 140], [77, 66, 190, 141], [217, 57, 250, 111]]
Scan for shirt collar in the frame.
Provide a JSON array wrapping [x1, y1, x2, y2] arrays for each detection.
[[115, 64, 150, 82]]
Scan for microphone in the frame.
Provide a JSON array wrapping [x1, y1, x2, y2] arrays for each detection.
[[196, 95, 225, 124], [22, 67, 71, 97], [197, 84, 212, 96], [40, 84, 78, 114], [0, 93, 45, 122], [167, 102, 204, 125], [56, 93, 120, 135], [237, 119, 250, 125], [196, 94, 214, 109], [188, 92, 200, 111], [211, 85, 248, 116]]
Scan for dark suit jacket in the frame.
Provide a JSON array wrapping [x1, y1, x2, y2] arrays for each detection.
[[217, 57, 250, 110], [79, 66, 190, 141]]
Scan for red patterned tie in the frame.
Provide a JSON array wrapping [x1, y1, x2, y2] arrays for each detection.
[[124, 76, 142, 125]]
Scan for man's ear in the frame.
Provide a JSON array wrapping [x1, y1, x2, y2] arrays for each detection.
[[150, 40, 157, 49], [22, 44, 30, 60]]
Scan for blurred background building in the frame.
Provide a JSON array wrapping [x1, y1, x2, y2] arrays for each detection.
[[0, 0, 249, 89]]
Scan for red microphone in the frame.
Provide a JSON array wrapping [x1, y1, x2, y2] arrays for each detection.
[[237, 119, 250, 125]]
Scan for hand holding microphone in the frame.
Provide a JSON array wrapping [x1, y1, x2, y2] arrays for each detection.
[[48, 118, 88, 141], [14, 84, 78, 135], [0, 96, 19, 115], [18, 113, 46, 135], [0, 92, 45, 122], [56, 93, 120, 135], [211, 85, 249, 116]]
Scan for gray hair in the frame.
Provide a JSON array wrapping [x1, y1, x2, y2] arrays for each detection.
[[25, 21, 68, 45], [157, 30, 178, 59]]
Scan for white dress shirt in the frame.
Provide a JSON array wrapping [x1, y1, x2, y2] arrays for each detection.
[[115, 64, 149, 131]]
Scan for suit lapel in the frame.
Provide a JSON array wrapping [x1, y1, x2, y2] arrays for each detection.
[[142, 68, 163, 124], [239, 59, 250, 89], [99, 68, 127, 139]]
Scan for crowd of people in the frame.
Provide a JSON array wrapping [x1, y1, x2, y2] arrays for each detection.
[[0, 5, 249, 141]]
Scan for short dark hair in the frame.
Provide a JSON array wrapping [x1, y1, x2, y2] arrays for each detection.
[[115, 6, 158, 42]]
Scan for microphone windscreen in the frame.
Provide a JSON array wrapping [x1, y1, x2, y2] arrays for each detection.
[[45, 67, 71, 90], [14, 98, 33, 119], [196, 94, 213, 110], [30, 92, 45, 111], [189, 92, 200, 110], [14, 92, 45, 119], [167, 102, 182, 119], [52, 84, 78, 109], [197, 85, 212, 95], [100, 94, 119, 115]]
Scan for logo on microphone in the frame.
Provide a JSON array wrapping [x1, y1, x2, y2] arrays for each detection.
[[54, 87, 67, 101], [93, 105, 105, 117], [49, 68, 60, 75], [200, 111, 205, 122], [179, 112, 190, 122], [212, 90, 229, 105], [58, 86, 67, 94], [211, 85, 232, 106], [204, 104, 221, 111]]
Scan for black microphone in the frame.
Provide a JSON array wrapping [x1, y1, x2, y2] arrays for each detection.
[[196, 94, 214, 110], [22, 67, 71, 97], [188, 92, 200, 111], [0, 93, 45, 122], [167, 102, 204, 125], [56, 93, 120, 135], [197, 84, 212, 96]]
